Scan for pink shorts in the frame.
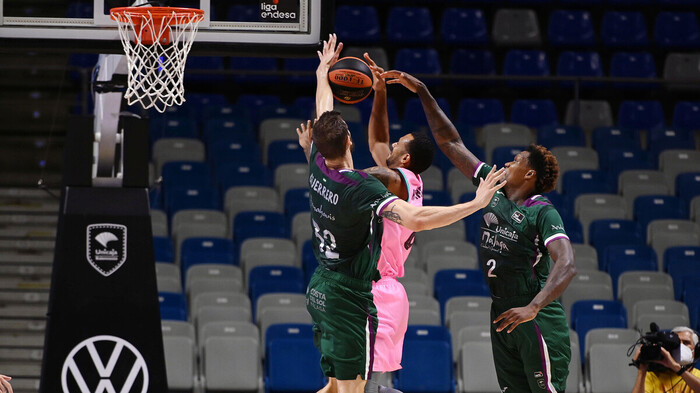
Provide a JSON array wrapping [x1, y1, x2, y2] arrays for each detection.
[[371, 277, 409, 372]]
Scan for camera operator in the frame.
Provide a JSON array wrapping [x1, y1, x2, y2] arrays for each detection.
[[632, 326, 700, 393]]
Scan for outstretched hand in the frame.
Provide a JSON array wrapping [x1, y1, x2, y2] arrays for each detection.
[[473, 166, 506, 209], [316, 33, 343, 76], [380, 70, 425, 93], [296, 120, 312, 151], [364, 53, 385, 92], [0, 374, 12, 393]]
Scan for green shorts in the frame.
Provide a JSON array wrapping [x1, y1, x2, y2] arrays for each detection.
[[306, 267, 378, 381], [490, 295, 571, 393]]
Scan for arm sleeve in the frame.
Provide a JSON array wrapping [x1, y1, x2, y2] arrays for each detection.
[[537, 206, 570, 247], [471, 162, 491, 187]]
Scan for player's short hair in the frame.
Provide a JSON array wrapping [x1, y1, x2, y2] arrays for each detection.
[[406, 132, 435, 174], [526, 144, 559, 194], [313, 111, 349, 160]]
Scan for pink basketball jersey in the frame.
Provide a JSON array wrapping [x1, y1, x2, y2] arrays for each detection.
[[377, 168, 423, 278]]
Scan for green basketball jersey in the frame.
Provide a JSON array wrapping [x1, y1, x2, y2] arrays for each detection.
[[473, 163, 570, 299], [308, 144, 399, 282]]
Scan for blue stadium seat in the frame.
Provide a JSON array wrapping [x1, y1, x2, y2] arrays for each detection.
[[185, 56, 226, 83], [548, 10, 595, 47], [617, 100, 665, 132], [609, 52, 657, 89], [676, 172, 700, 211], [159, 292, 188, 321], [562, 170, 613, 212], [149, 117, 199, 145], [283, 57, 318, 86], [601, 11, 648, 48], [588, 219, 643, 263], [685, 286, 700, 330], [161, 161, 212, 194], [403, 97, 450, 128], [153, 236, 175, 263], [556, 51, 603, 88], [226, 5, 258, 22], [184, 93, 228, 114], [604, 245, 658, 295], [301, 240, 317, 287], [203, 116, 255, 145], [233, 211, 287, 249], [449, 49, 496, 86], [180, 237, 236, 277], [604, 148, 655, 189], [149, 188, 163, 210], [229, 57, 280, 85], [503, 50, 551, 88], [433, 269, 488, 320], [237, 94, 282, 127], [217, 161, 273, 190], [335, 5, 381, 44], [394, 49, 442, 87], [570, 300, 627, 362], [267, 140, 306, 171], [208, 135, 261, 171], [664, 246, 700, 299], [561, 215, 584, 244], [492, 146, 527, 169], [293, 96, 315, 120], [634, 195, 686, 231], [457, 98, 504, 128], [422, 191, 452, 206], [673, 102, 700, 132], [510, 99, 558, 129], [284, 188, 310, 228], [538, 125, 586, 148], [355, 96, 400, 125], [165, 187, 221, 218], [394, 326, 454, 393], [543, 192, 566, 216], [264, 324, 325, 393], [648, 130, 697, 163], [593, 127, 642, 169], [258, 104, 304, 122], [654, 12, 700, 48], [248, 266, 305, 308], [386, 7, 434, 44], [440, 8, 488, 45]]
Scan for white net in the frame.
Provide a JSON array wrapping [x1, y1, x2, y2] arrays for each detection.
[[111, 7, 204, 113]]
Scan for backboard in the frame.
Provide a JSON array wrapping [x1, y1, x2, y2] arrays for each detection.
[[0, 0, 333, 55]]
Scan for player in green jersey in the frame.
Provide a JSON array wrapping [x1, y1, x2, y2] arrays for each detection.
[[381, 69, 578, 393], [295, 34, 507, 393]]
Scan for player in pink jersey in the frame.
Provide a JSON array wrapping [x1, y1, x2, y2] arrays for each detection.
[[361, 54, 435, 385]]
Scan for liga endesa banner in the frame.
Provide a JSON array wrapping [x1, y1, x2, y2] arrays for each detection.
[[40, 187, 167, 393], [258, 0, 300, 22]]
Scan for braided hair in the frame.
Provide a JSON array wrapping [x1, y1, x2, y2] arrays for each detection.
[[526, 144, 559, 194]]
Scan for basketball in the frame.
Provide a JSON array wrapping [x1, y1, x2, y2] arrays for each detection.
[[328, 57, 373, 104]]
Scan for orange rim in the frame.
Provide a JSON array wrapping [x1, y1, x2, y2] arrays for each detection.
[[110, 6, 204, 24]]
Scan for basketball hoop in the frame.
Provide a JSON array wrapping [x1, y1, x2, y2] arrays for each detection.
[[110, 6, 204, 113]]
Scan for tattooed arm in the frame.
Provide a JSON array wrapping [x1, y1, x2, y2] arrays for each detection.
[[382, 166, 506, 231], [364, 166, 408, 200], [381, 70, 481, 179]]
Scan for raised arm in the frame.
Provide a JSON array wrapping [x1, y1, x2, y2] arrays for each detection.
[[382, 166, 505, 231], [381, 70, 481, 179], [315, 34, 342, 118], [296, 120, 312, 163], [365, 53, 391, 167]]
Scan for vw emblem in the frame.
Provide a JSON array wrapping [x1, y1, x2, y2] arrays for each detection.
[[61, 335, 148, 393]]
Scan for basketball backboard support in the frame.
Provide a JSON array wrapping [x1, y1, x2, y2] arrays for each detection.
[[0, 0, 332, 55]]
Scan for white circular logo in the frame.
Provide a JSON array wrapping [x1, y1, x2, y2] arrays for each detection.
[[61, 335, 149, 393]]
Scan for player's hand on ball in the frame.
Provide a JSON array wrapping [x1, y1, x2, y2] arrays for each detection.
[[380, 70, 424, 93], [364, 53, 385, 92], [474, 166, 506, 209]]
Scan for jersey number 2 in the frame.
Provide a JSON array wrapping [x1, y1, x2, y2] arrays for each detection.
[[312, 219, 339, 259], [486, 259, 498, 278]]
